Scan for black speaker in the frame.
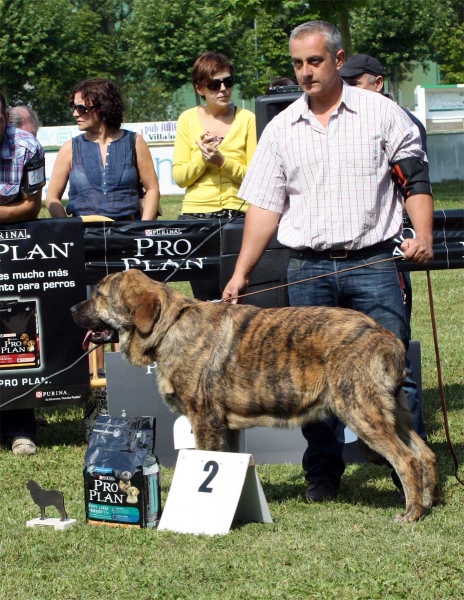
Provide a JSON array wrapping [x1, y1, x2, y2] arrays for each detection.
[[220, 222, 290, 309], [255, 90, 301, 139]]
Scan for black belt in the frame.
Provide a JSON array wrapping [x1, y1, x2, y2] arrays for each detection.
[[289, 241, 393, 260], [182, 209, 245, 219]]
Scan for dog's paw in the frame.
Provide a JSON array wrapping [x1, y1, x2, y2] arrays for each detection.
[[393, 508, 423, 523]]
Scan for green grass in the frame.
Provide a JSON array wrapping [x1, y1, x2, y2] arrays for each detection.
[[3, 183, 463, 600]]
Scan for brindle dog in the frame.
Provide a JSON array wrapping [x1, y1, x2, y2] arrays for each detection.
[[71, 269, 439, 522]]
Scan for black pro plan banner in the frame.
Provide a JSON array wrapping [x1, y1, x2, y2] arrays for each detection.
[[82, 211, 464, 285], [0, 218, 88, 410], [398, 209, 464, 271], [83, 219, 222, 285]]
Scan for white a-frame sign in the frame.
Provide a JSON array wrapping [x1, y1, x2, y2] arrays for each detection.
[[158, 450, 273, 536]]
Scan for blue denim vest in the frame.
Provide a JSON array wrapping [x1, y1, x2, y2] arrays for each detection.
[[67, 130, 140, 218]]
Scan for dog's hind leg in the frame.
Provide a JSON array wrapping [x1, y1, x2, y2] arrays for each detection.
[[338, 393, 425, 522], [394, 407, 439, 508], [350, 421, 424, 521]]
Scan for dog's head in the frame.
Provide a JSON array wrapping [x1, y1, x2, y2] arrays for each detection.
[[71, 269, 194, 363]]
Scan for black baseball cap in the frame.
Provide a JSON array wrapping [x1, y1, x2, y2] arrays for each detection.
[[340, 54, 385, 78]]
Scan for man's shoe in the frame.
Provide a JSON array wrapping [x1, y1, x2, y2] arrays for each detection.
[[304, 481, 338, 502], [11, 437, 37, 456]]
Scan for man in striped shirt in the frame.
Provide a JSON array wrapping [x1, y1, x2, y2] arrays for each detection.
[[0, 92, 45, 456], [0, 93, 44, 222], [223, 21, 434, 503]]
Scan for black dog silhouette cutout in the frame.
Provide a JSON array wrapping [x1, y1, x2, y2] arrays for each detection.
[[26, 480, 68, 521]]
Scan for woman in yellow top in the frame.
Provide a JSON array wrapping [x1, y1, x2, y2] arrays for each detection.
[[173, 52, 256, 299]]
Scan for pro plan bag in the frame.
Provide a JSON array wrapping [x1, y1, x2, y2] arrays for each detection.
[[84, 416, 161, 528], [0, 300, 41, 369]]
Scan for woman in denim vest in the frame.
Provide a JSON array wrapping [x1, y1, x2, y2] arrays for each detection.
[[46, 78, 160, 220], [46, 78, 160, 377]]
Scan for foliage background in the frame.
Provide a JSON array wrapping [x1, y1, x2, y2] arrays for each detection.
[[0, 0, 463, 123]]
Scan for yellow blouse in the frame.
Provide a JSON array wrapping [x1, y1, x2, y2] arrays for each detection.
[[172, 106, 257, 213]]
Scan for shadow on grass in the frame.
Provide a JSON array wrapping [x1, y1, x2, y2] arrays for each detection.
[[36, 405, 86, 448]]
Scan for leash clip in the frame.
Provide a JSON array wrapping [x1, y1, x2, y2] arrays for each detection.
[[392, 235, 406, 258]]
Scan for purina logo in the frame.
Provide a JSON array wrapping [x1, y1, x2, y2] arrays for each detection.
[[35, 390, 69, 399], [144, 228, 183, 237], [0, 229, 27, 241]]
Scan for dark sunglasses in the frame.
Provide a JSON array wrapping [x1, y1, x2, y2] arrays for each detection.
[[205, 76, 234, 91], [70, 104, 96, 116]]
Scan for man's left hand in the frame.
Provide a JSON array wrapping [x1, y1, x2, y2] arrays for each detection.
[[400, 237, 434, 265]]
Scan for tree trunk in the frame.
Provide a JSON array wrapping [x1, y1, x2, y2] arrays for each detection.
[[336, 4, 353, 58]]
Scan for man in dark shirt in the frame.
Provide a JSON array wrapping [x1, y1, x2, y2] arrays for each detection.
[[340, 54, 427, 153]]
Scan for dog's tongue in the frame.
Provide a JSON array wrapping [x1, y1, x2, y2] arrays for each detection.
[[82, 328, 115, 351], [82, 330, 94, 351]]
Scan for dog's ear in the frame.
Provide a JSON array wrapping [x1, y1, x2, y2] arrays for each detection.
[[122, 283, 160, 335]]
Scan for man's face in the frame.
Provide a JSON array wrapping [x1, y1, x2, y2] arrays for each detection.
[[0, 102, 8, 145], [342, 73, 384, 93], [290, 33, 344, 99], [14, 109, 37, 137]]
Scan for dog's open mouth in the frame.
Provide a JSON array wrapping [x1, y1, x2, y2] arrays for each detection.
[[82, 328, 119, 351]]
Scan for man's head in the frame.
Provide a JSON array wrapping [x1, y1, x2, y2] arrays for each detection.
[[0, 92, 8, 145], [8, 106, 40, 137], [289, 21, 344, 100], [339, 54, 385, 93]]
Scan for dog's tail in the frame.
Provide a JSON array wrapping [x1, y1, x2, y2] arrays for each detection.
[[357, 333, 407, 467]]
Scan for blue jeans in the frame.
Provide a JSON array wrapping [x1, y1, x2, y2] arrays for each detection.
[[287, 249, 426, 488]]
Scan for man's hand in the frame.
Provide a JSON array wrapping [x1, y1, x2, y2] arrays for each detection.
[[221, 205, 281, 304], [222, 273, 249, 305], [400, 237, 433, 264]]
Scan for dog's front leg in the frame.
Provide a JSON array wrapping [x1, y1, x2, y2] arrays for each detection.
[[190, 412, 230, 452]]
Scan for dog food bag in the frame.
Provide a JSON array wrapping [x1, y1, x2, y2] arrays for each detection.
[[0, 300, 41, 369], [84, 416, 161, 528]]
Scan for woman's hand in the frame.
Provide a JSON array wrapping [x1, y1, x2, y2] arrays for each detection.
[[196, 132, 225, 168]]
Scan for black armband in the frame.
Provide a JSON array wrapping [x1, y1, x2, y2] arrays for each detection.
[[391, 157, 432, 200], [21, 156, 46, 194]]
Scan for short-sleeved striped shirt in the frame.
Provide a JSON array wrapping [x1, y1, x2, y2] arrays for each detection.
[[239, 81, 427, 250], [0, 126, 44, 204]]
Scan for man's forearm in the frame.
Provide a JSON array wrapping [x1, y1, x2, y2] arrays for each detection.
[[404, 194, 434, 243], [234, 205, 281, 277], [0, 191, 42, 223]]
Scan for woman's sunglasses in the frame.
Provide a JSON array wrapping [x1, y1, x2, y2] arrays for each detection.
[[205, 76, 234, 91], [70, 104, 96, 116]]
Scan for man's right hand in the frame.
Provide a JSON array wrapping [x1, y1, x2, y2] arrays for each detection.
[[221, 205, 281, 304], [222, 273, 249, 305]]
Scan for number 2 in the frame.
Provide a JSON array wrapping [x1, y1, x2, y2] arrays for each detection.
[[198, 460, 219, 493]]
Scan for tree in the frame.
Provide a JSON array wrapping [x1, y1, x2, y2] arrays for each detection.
[[0, 0, 118, 124], [216, 0, 369, 98], [350, 0, 437, 99], [125, 0, 242, 104], [432, 0, 464, 84]]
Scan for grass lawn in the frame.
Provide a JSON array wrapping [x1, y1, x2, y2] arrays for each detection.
[[2, 181, 463, 600]]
